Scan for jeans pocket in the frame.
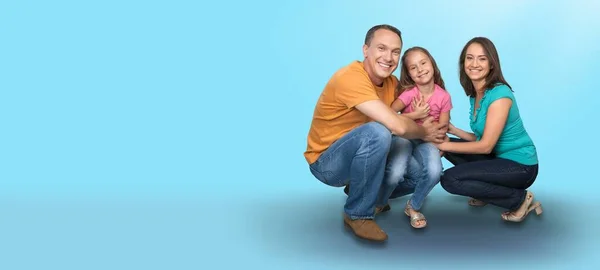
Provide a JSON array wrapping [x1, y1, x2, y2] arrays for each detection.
[[309, 163, 328, 184], [524, 165, 539, 188], [309, 163, 340, 187]]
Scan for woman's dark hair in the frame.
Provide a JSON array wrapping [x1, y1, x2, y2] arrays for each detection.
[[459, 37, 512, 97]]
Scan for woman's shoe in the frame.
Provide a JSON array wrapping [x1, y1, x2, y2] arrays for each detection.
[[468, 198, 488, 207], [501, 191, 543, 222]]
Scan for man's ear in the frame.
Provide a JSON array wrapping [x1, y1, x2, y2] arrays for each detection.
[[363, 44, 368, 58]]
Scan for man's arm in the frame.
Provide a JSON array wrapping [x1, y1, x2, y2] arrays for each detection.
[[355, 99, 445, 142]]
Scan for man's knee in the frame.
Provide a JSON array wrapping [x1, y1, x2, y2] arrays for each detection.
[[363, 122, 392, 146]]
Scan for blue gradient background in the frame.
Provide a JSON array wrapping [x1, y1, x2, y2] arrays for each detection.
[[1, 0, 598, 269]]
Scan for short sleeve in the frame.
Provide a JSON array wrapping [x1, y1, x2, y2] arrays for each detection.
[[440, 92, 453, 113], [486, 84, 514, 104], [397, 88, 416, 108], [335, 69, 380, 108]]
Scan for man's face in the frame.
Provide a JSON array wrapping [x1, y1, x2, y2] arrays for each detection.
[[362, 29, 402, 85]]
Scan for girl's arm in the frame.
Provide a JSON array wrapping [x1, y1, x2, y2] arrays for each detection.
[[437, 98, 511, 154], [392, 97, 429, 120], [438, 111, 450, 133], [391, 99, 406, 113], [437, 111, 451, 156]]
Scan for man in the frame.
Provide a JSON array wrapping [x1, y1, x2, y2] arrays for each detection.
[[304, 24, 446, 242]]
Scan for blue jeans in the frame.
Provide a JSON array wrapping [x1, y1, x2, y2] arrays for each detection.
[[441, 138, 539, 211], [378, 139, 443, 211], [309, 122, 391, 220]]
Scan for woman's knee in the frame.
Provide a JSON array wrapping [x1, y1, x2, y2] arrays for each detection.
[[440, 170, 459, 193]]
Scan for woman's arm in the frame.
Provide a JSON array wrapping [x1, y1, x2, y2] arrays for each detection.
[[437, 98, 511, 154], [448, 122, 477, 141]]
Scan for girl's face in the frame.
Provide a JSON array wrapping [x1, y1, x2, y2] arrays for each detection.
[[405, 50, 434, 86], [464, 42, 491, 83]]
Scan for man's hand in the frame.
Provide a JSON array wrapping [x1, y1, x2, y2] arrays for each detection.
[[421, 117, 447, 143]]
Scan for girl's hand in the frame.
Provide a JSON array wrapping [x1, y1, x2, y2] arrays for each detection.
[[411, 94, 430, 119]]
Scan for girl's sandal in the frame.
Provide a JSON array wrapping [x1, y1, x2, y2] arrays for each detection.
[[404, 201, 427, 229]]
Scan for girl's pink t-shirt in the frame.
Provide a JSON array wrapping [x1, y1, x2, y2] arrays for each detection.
[[397, 84, 453, 124]]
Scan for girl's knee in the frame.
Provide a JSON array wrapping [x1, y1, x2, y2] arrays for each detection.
[[384, 171, 404, 186], [392, 136, 413, 148], [426, 165, 443, 182]]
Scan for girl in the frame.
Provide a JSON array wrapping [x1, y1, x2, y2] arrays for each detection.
[[378, 47, 452, 229]]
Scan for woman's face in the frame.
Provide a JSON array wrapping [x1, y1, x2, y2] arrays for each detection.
[[464, 42, 491, 83]]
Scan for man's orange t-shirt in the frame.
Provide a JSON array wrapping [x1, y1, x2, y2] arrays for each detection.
[[304, 61, 398, 164]]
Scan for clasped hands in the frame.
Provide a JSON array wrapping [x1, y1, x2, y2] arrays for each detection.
[[421, 117, 452, 155]]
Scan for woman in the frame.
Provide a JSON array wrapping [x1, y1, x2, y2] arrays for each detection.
[[435, 37, 542, 222]]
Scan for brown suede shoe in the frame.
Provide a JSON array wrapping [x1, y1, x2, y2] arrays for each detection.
[[375, 205, 391, 214], [343, 214, 388, 242], [344, 186, 391, 215]]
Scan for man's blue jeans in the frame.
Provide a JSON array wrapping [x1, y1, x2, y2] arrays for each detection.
[[377, 138, 443, 211], [309, 122, 391, 220]]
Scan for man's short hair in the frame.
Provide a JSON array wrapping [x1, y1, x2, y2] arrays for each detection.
[[364, 24, 402, 46]]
